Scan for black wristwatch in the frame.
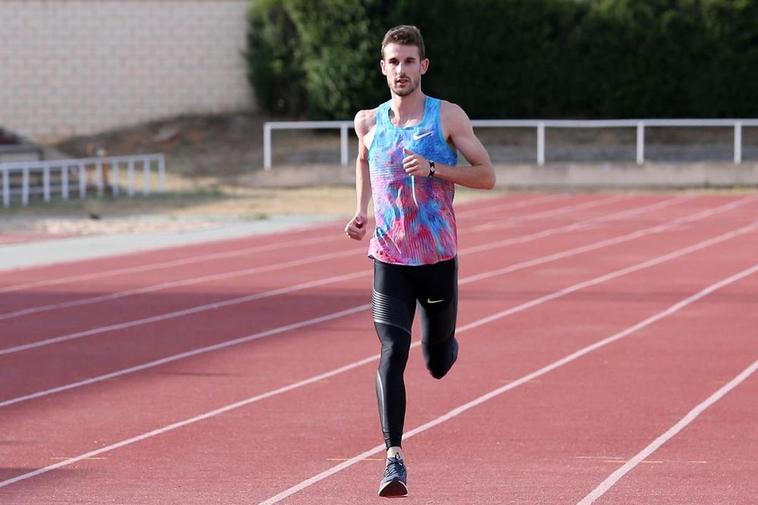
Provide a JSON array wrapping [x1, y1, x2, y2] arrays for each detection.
[[428, 160, 436, 178]]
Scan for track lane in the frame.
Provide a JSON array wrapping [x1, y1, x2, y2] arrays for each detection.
[[0, 195, 726, 355], [0, 195, 599, 321], [0, 196, 639, 320], [583, 362, 758, 505], [0, 193, 559, 293], [0, 194, 614, 317], [2, 201, 756, 500], [1, 197, 748, 405], [260, 249, 758, 504]]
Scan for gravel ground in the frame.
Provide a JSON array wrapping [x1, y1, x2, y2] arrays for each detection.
[[0, 178, 502, 237]]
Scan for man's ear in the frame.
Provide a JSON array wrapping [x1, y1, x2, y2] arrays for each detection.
[[380, 59, 387, 75], [420, 58, 429, 75]]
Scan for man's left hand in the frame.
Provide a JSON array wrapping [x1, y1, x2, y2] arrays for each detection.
[[402, 148, 432, 177]]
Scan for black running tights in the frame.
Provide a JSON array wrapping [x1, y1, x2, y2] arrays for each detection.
[[372, 257, 459, 449]]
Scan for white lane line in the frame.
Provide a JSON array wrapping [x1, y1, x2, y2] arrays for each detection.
[[0, 194, 556, 294], [0, 197, 689, 355], [454, 193, 566, 218], [472, 195, 625, 231], [1, 236, 755, 492], [2, 233, 754, 493], [0, 235, 336, 294], [1, 204, 753, 410], [459, 198, 755, 284], [0, 237, 30, 245], [1, 212, 754, 417], [0, 196, 685, 322], [460, 198, 753, 283], [460, 195, 689, 256], [0, 270, 369, 356], [0, 303, 371, 409], [0, 247, 358, 321], [259, 263, 758, 505], [577, 358, 758, 505]]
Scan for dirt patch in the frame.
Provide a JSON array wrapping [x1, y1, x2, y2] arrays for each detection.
[[55, 112, 270, 175], [0, 179, 500, 237]]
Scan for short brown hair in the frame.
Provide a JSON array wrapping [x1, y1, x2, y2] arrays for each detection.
[[381, 25, 425, 60]]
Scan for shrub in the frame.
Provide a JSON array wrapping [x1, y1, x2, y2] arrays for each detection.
[[246, 0, 758, 118]]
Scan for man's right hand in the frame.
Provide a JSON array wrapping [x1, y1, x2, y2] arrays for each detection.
[[344, 213, 368, 240]]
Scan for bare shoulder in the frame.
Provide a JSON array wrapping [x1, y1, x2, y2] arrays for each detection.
[[354, 108, 377, 136], [440, 100, 472, 136]]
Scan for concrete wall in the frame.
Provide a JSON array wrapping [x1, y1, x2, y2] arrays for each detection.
[[0, 0, 253, 143]]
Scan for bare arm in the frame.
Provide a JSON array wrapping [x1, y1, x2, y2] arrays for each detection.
[[344, 109, 375, 240], [402, 101, 495, 190]]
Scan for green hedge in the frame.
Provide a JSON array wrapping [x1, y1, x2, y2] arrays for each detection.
[[246, 0, 758, 119]]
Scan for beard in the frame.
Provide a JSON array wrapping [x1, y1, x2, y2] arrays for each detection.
[[391, 75, 419, 96]]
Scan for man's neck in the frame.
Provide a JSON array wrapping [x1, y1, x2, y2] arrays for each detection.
[[389, 91, 426, 127]]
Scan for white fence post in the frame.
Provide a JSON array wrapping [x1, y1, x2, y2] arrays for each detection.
[[734, 122, 742, 164], [22, 167, 30, 206], [537, 122, 545, 166], [143, 157, 151, 195], [96, 161, 104, 196], [2, 170, 9, 208], [43, 165, 51, 202], [127, 160, 135, 196], [340, 124, 349, 166], [264, 123, 272, 170], [78, 164, 86, 199], [61, 165, 69, 200], [112, 161, 120, 197], [158, 155, 165, 192], [636, 122, 645, 165]]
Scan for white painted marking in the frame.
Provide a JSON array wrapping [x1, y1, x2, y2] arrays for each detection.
[[0, 234, 754, 494], [0, 194, 557, 294], [0, 235, 336, 294], [461, 195, 689, 256], [0, 304, 371, 410], [577, 359, 758, 504], [473, 195, 626, 231], [1, 215, 754, 408], [2, 196, 667, 322], [0, 196, 717, 356], [454, 193, 565, 218], [461, 198, 753, 283], [0, 248, 358, 321], [0, 271, 369, 356], [258, 263, 758, 504]]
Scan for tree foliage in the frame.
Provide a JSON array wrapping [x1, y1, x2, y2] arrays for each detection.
[[246, 0, 758, 118]]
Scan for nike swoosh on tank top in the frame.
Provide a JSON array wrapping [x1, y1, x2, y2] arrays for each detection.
[[368, 96, 458, 266]]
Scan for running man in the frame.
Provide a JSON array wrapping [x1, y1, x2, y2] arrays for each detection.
[[344, 25, 495, 497]]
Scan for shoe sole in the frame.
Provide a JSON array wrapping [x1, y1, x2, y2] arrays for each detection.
[[378, 478, 408, 497]]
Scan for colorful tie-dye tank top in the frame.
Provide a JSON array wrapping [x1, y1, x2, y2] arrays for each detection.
[[368, 96, 458, 265]]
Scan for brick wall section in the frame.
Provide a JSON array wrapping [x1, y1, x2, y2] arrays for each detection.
[[0, 0, 254, 143]]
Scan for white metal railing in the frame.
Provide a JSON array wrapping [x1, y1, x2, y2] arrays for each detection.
[[264, 121, 352, 170], [0, 153, 165, 208], [263, 119, 758, 169]]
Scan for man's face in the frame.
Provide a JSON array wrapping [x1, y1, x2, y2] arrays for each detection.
[[380, 43, 429, 97]]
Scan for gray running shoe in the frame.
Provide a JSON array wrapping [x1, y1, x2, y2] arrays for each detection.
[[378, 455, 408, 497]]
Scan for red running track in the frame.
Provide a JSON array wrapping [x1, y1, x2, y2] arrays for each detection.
[[0, 192, 756, 504]]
